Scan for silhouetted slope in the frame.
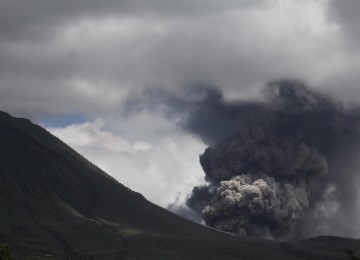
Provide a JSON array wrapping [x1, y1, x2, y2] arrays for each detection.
[[0, 111, 359, 259]]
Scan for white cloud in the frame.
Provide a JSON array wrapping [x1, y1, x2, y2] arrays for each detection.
[[46, 116, 206, 207]]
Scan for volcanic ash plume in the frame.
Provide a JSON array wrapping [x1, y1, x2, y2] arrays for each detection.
[[185, 80, 360, 239], [203, 174, 308, 238]]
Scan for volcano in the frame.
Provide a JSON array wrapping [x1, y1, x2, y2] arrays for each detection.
[[0, 110, 359, 259]]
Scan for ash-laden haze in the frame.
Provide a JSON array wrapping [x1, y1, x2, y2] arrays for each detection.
[[181, 80, 360, 240]]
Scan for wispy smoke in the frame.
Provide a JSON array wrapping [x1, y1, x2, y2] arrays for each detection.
[[182, 80, 360, 239]]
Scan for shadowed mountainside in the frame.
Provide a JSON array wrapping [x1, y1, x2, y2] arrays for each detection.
[[0, 110, 359, 259]]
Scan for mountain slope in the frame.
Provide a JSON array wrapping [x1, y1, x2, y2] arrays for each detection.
[[0, 111, 359, 259]]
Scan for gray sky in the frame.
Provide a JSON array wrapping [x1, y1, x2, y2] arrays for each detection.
[[1, 0, 360, 208]]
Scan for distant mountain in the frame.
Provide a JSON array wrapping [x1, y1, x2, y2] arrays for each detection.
[[0, 111, 359, 259]]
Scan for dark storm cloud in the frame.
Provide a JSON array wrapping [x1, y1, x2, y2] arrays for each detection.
[[0, 0, 265, 41], [171, 80, 360, 239], [328, 0, 360, 46], [1, 0, 351, 120], [321, 0, 360, 103], [0, 0, 268, 119]]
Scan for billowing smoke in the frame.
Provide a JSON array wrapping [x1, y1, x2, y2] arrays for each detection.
[[183, 80, 360, 239], [202, 174, 309, 239]]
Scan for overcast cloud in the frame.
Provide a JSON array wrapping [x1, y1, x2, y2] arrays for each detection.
[[1, 0, 360, 211]]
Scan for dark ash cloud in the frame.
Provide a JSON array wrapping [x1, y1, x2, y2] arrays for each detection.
[[180, 80, 360, 239]]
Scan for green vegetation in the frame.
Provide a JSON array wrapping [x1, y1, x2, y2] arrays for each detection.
[[346, 249, 360, 260], [0, 243, 15, 260]]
